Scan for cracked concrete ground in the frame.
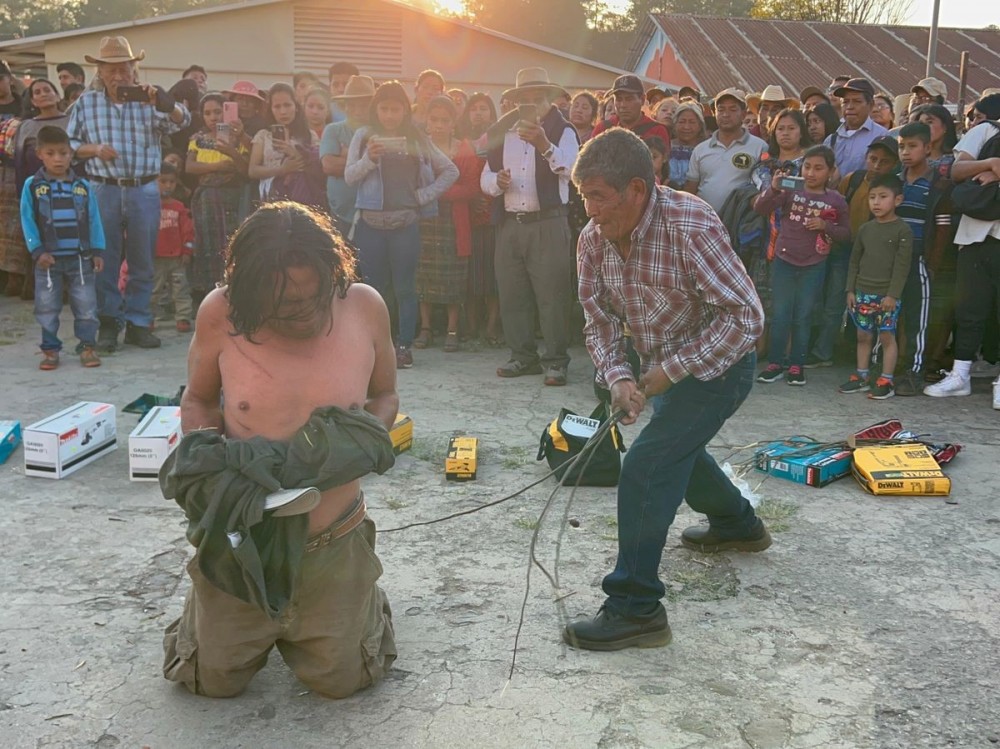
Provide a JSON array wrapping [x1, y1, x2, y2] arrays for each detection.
[[1, 295, 999, 749]]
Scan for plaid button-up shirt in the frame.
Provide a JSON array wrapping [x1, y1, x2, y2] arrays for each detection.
[[578, 185, 764, 388], [67, 90, 190, 180]]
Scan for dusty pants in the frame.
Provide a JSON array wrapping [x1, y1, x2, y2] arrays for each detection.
[[163, 514, 396, 698]]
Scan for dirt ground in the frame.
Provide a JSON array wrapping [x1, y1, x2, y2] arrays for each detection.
[[1, 296, 999, 749]]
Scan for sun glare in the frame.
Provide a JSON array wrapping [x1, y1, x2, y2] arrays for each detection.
[[432, 0, 467, 15]]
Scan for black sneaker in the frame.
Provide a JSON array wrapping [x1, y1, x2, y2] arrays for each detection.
[[562, 604, 672, 652], [395, 346, 413, 369], [123, 323, 161, 349], [681, 520, 772, 553], [838, 374, 869, 394], [756, 364, 783, 383], [893, 371, 920, 397], [868, 377, 895, 400], [786, 365, 806, 386], [496, 360, 543, 378], [804, 354, 833, 369], [97, 317, 119, 353]]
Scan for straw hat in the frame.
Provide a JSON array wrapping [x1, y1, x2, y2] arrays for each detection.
[[84, 36, 145, 65], [222, 80, 266, 102], [331, 75, 375, 102], [502, 67, 569, 102], [747, 84, 799, 111]]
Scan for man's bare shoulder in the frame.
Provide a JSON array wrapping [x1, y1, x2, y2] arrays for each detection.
[[343, 282, 388, 316], [195, 288, 231, 339]]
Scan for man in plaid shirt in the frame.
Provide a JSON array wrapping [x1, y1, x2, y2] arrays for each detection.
[[67, 36, 190, 352], [564, 129, 771, 652]]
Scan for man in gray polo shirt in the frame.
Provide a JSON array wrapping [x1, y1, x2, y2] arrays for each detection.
[[683, 88, 766, 214]]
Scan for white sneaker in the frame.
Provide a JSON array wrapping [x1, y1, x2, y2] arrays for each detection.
[[971, 359, 1000, 379], [924, 370, 972, 397], [993, 378, 1000, 410]]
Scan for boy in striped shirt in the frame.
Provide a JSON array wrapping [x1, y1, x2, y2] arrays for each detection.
[[20, 127, 106, 370]]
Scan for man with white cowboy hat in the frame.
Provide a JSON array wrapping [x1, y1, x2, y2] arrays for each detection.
[[746, 84, 798, 138], [321, 75, 375, 231], [481, 67, 580, 386], [67, 35, 190, 352]]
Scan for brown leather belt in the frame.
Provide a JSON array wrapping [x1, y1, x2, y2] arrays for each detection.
[[304, 493, 366, 552]]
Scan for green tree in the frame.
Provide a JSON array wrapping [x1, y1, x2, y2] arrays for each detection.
[[750, 0, 913, 24], [0, 0, 81, 40]]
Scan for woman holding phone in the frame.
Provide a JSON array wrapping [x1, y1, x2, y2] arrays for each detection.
[[345, 81, 458, 369], [248, 83, 314, 203], [186, 92, 250, 308]]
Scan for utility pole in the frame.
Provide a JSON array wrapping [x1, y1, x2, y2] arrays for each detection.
[[926, 0, 941, 77]]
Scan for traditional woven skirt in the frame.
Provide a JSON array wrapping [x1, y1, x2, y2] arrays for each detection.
[[0, 164, 29, 276], [191, 185, 243, 293], [467, 224, 496, 298], [417, 214, 467, 305]]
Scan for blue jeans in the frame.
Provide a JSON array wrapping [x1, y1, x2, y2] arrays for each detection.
[[602, 353, 760, 616], [354, 219, 420, 347], [34, 255, 99, 352], [768, 258, 827, 367], [811, 243, 850, 361], [94, 180, 160, 327]]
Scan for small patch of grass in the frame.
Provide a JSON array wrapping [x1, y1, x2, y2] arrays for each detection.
[[501, 444, 532, 470], [407, 435, 451, 464], [666, 561, 739, 602], [384, 497, 409, 511], [514, 517, 539, 530], [599, 533, 619, 542], [604, 516, 618, 528], [756, 497, 799, 533]]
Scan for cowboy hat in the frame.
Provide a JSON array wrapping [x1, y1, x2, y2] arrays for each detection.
[[84, 36, 145, 65], [331, 75, 375, 102], [222, 80, 266, 102], [501, 67, 569, 102], [747, 84, 799, 110]]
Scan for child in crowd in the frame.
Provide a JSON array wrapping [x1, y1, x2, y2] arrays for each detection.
[[839, 174, 912, 399], [153, 163, 195, 333], [304, 88, 332, 141], [19, 126, 105, 370], [162, 149, 192, 207], [61, 83, 85, 110], [838, 137, 900, 238], [754, 145, 850, 385], [892, 122, 954, 396], [645, 136, 668, 185]]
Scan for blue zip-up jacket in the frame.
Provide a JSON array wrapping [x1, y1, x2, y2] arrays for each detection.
[[20, 169, 105, 260]]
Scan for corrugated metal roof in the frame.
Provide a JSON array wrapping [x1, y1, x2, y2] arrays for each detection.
[[635, 14, 1000, 99]]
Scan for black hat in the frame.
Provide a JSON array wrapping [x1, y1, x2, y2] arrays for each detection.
[[975, 92, 1000, 121], [610, 74, 645, 96], [834, 78, 876, 99], [867, 136, 899, 159]]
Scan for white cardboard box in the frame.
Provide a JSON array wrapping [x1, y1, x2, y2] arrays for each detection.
[[129, 406, 182, 482], [23, 402, 117, 479]]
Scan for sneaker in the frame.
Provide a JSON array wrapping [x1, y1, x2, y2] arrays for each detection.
[[838, 374, 869, 394], [923, 370, 971, 397], [39, 350, 59, 371], [123, 323, 161, 349], [756, 363, 783, 383], [971, 359, 1000, 379], [496, 360, 542, 378], [786, 366, 806, 386], [894, 371, 921, 397], [395, 346, 413, 369], [98, 317, 119, 353], [544, 366, 567, 386], [680, 520, 772, 553], [176, 319, 192, 333], [79, 346, 101, 368], [804, 354, 833, 369], [993, 378, 1000, 411], [868, 377, 895, 400], [562, 604, 672, 652]]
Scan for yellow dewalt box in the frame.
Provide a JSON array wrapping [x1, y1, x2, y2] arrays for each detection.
[[390, 413, 413, 455], [852, 444, 951, 496], [445, 436, 478, 481]]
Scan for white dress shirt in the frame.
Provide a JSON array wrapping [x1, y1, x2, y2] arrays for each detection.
[[480, 126, 578, 212]]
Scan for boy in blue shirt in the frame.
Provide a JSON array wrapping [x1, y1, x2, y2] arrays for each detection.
[[20, 126, 106, 370]]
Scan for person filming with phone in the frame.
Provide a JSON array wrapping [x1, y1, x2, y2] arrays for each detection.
[[67, 35, 191, 352]]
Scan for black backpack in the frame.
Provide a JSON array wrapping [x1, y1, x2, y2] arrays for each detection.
[[951, 122, 1000, 221], [718, 184, 766, 266]]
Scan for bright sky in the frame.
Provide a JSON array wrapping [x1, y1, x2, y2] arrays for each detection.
[[906, 0, 1000, 29]]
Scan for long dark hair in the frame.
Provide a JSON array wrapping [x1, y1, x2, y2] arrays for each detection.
[[808, 102, 840, 142], [916, 103, 958, 153], [366, 80, 425, 151], [265, 83, 311, 143], [21, 79, 60, 119], [224, 202, 357, 343], [767, 108, 811, 155], [457, 91, 497, 140]]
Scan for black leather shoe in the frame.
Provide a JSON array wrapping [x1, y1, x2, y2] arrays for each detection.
[[681, 520, 772, 553], [123, 324, 161, 349], [97, 317, 119, 353], [563, 605, 672, 651]]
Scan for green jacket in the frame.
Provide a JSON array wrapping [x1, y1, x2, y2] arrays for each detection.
[[159, 406, 395, 618]]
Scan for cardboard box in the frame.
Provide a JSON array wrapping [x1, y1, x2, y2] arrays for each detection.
[[0, 420, 21, 464], [129, 406, 182, 482], [390, 413, 413, 455], [445, 436, 478, 481], [23, 402, 117, 479], [754, 438, 853, 488], [852, 444, 951, 496]]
